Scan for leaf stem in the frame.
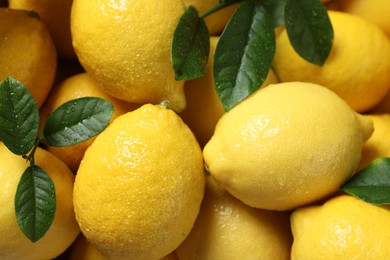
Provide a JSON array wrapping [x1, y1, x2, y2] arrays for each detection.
[[23, 137, 42, 166], [200, 0, 242, 18]]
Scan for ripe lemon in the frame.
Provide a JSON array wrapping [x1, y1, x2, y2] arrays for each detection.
[[179, 37, 278, 148], [40, 73, 138, 173], [176, 176, 292, 260], [69, 234, 179, 260], [333, 0, 390, 39], [203, 82, 373, 211], [73, 103, 205, 259], [71, 0, 186, 112], [358, 114, 390, 170], [273, 10, 390, 112], [8, 0, 75, 59], [291, 194, 390, 259], [0, 142, 80, 259], [0, 8, 57, 107], [183, 0, 238, 36]]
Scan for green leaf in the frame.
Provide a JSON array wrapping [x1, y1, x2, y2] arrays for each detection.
[[284, 0, 333, 66], [14, 165, 56, 242], [43, 97, 114, 147], [341, 158, 390, 205], [0, 77, 39, 155], [263, 0, 286, 27], [213, 1, 275, 111], [172, 6, 210, 81]]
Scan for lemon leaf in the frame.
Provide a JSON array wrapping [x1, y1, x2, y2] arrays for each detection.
[[172, 5, 210, 81], [263, 0, 286, 27], [0, 77, 39, 155], [14, 165, 56, 242], [213, 1, 275, 111], [284, 0, 333, 66], [43, 97, 114, 147], [341, 158, 390, 205]]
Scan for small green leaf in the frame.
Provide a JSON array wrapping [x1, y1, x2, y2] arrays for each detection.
[[213, 1, 275, 111], [0, 77, 39, 155], [172, 6, 210, 81], [15, 165, 56, 242], [341, 158, 390, 205], [43, 97, 114, 147], [284, 0, 333, 65]]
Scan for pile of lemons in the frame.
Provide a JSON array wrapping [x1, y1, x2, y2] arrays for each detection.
[[0, 0, 389, 259]]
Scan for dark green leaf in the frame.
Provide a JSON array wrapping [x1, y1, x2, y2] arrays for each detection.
[[172, 6, 210, 81], [341, 157, 390, 205], [284, 0, 333, 65], [43, 97, 114, 147], [15, 165, 56, 242], [263, 0, 286, 27], [213, 1, 275, 111], [0, 77, 39, 155]]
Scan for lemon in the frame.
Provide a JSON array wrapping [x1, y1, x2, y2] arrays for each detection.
[[203, 81, 373, 211], [291, 194, 390, 259], [358, 114, 390, 170], [73, 103, 205, 259], [183, 0, 238, 36], [179, 37, 278, 148], [176, 176, 292, 260], [69, 234, 178, 260], [8, 0, 76, 59], [0, 8, 57, 107], [71, 0, 186, 112], [334, 0, 390, 39], [40, 73, 138, 173], [0, 142, 80, 259], [273, 10, 390, 112]]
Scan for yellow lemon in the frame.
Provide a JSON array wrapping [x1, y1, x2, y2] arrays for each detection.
[[40, 73, 137, 173], [71, 0, 186, 112], [74, 104, 205, 259], [0, 142, 80, 259], [334, 0, 390, 39], [179, 37, 278, 148], [291, 194, 390, 259], [69, 234, 179, 260], [358, 114, 390, 170], [273, 10, 390, 112], [203, 81, 373, 211], [8, 0, 76, 59], [183, 0, 238, 36], [176, 176, 292, 260], [0, 8, 57, 107]]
